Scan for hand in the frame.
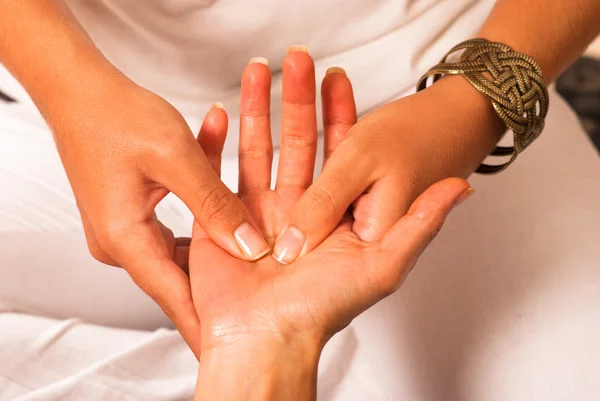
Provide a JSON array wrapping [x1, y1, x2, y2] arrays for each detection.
[[272, 74, 505, 263], [189, 50, 472, 400], [44, 75, 270, 358]]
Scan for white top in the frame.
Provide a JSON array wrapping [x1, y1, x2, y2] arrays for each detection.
[[63, 0, 496, 154]]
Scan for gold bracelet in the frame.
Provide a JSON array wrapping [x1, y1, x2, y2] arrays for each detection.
[[417, 38, 549, 174]]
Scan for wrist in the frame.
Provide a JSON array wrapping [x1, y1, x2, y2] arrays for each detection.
[[422, 74, 506, 149], [35, 52, 133, 122], [396, 73, 507, 179], [15, 32, 134, 125], [196, 333, 322, 401]]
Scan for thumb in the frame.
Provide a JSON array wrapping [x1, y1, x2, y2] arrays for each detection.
[[374, 178, 473, 294], [163, 141, 270, 261], [273, 146, 373, 264]]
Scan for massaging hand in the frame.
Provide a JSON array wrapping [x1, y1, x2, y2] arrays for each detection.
[[272, 71, 504, 263], [188, 50, 472, 399], [46, 75, 269, 358]]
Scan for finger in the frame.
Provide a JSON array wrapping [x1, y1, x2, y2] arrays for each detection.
[[159, 140, 270, 261], [197, 103, 228, 177], [173, 237, 191, 274], [373, 178, 472, 295], [321, 67, 357, 165], [351, 175, 416, 242], [112, 220, 203, 360], [157, 219, 191, 272], [275, 46, 318, 191], [238, 58, 273, 197], [272, 139, 374, 264]]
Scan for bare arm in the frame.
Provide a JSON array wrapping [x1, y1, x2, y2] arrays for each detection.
[[0, 0, 122, 115], [479, 0, 600, 84]]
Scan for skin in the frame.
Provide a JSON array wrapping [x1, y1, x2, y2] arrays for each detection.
[[189, 50, 472, 400]]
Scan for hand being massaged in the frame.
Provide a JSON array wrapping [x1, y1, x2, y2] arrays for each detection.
[[188, 49, 473, 399]]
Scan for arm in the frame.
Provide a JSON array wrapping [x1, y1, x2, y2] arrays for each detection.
[[0, 0, 118, 115], [478, 0, 600, 84], [274, 0, 600, 261]]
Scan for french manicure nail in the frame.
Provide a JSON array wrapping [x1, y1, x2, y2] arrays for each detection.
[[326, 66, 347, 76], [287, 45, 309, 54], [249, 57, 269, 66], [272, 225, 306, 264], [211, 102, 224, 109], [453, 187, 475, 209], [234, 222, 270, 260]]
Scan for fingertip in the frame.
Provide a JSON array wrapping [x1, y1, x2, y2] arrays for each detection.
[[272, 225, 307, 265], [243, 59, 271, 80], [249, 56, 269, 66], [352, 218, 381, 243], [325, 66, 347, 76], [321, 68, 354, 103], [321, 66, 357, 162], [241, 61, 272, 111], [233, 222, 271, 261], [410, 177, 472, 217], [202, 104, 228, 129], [197, 105, 228, 175], [283, 49, 315, 75], [287, 45, 309, 54], [198, 106, 228, 144], [452, 187, 475, 209]]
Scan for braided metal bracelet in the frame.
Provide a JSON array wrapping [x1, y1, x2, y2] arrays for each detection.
[[417, 38, 549, 174]]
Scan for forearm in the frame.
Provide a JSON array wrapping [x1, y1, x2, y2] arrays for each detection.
[[195, 336, 321, 401], [385, 0, 600, 185], [478, 0, 600, 83], [0, 0, 124, 116]]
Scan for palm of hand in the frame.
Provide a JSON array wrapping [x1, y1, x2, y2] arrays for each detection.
[[189, 52, 469, 350]]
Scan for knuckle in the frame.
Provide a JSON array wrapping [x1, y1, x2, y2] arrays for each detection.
[[201, 186, 241, 223], [304, 186, 339, 224], [240, 147, 273, 160], [93, 219, 129, 255], [406, 209, 445, 246], [427, 221, 444, 245], [281, 132, 317, 149], [153, 140, 185, 161], [83, 228, 121, 266], [240, 109, 269, 119], [372, 252, 410, 298], [85, 240, 117, 266], [378, 267, 408, 297]]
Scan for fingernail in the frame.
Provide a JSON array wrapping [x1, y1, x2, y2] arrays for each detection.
[[211, 102, 224, 109], [272, 225, 306, 264], [249, 57, 269, 66], [453, 187, 475, 209], [234, 222, 270, 260], [326, 66, 346, 76], [287, 45, 309, 54]]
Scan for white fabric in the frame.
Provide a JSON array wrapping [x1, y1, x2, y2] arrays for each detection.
[[2, 0, 600, 399], [60, 0, 497, 155]]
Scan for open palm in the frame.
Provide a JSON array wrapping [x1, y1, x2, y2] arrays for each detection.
[[189, 51, 470, 350]]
